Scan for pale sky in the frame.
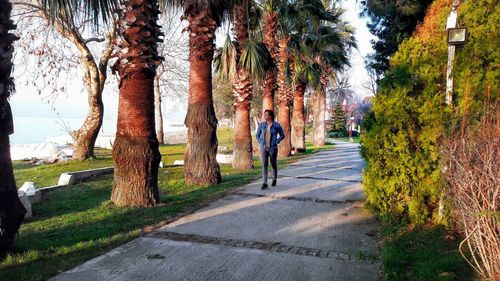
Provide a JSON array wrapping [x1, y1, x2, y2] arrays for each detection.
[[10, 0, 374, 122], [341, 0, 376, 98]]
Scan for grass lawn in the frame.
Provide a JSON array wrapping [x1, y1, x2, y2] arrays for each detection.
[[382, 224, 473, 281], [13, 127, 238, 188], [2, 128, 333, 281]]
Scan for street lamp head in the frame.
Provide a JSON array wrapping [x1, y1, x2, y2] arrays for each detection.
[[447, 27, 468, 45]]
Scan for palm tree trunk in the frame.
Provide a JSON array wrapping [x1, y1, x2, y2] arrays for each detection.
[[278, 95, 292, 157], [112, 72, 160, 206], [261, 10, 278, 114], [183, 6, 221, 184], [262, 70, 275, 113], [232, 0, 253, 170], [312, 87, 326, 147], [233, 88, 253, 169], [0, 0, 26, 259], [291, 82, 306, 152], [277, 37, 292, 157], [110, 0, 162, 206], [154, 76, 164, 144]]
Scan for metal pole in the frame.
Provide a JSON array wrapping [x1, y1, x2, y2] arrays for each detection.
[[445, 0, 461, 106]]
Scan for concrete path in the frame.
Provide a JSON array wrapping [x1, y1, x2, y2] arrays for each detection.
[[51, 142, 380, 281]]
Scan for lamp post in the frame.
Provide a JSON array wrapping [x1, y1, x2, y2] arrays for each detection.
[[349, 116, 354, 142], [445, 0, 468, 106]]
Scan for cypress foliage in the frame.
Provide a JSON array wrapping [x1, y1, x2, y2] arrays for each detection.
[[361, 0, 499, 224], [330, 103, 347, 131]]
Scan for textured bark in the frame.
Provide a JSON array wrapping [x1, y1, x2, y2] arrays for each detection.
[[233, 104, 253, 169], [154, 76, 164, 144], [312, 87, 326, 147], [278, 97, 292, 157], [70, 29, 114, 160], [183, 6, 221, 184], [0, 0, 26, 259], [291, 82, 306, 152], [232, 0, 253, 170], [261, 10, 278, 115], [110, 0, 163, 207], [111, 72, 160, 207], [277, 37, 292, 157], [261, 70, 275, 113]]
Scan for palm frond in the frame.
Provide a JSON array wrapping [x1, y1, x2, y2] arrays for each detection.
[[160, 0, 240, 25], [41, 0, 119, 28], [214, 34, 238, 82], [239, 38, 272, 83]]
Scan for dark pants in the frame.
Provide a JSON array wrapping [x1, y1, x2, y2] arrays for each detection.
[[261, 147, 278, 184]]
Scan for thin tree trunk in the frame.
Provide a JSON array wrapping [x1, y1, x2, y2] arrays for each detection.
[[0, 0, 26, 259], [42, 10, 115, 160], [312, 87, 326, 147], [154, 76, 164, 144], [292, 82, 306, 152], [110, 0, 162, 206], [261, 10, 278, 115], [183, 7, 221, 184], [232, 0, 253, 170], [71, 92, 103, 159]]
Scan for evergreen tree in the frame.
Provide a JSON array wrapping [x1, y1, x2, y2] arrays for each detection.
[[330, 103, 346, 132], [360, 0, 433, 76]]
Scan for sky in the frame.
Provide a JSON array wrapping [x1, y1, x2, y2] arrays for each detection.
[[10, 0, 374, 123]]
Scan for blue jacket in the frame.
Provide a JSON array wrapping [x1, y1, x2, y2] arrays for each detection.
[[256, 121, 285, 149]]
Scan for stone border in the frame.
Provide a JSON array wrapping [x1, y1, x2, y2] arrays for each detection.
[[19, 166, 114, 218]]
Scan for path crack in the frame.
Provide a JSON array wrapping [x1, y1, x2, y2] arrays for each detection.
[[148, 231, 377, 263], [282, 175, 362, 182], [231, 192, 364, 206]]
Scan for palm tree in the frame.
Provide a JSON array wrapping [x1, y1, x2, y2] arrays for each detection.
[[166, 1, 242, 184], [275, 1, 300, 157], [0, 0, 27, 259], [215, 1, 270, 170], [287, 0, 355, 149], [291, 59, 320, 152], [44, 0, 238, 192], [43, 0, 162, 207], [301, 0, 356, 147], [231, 0, 254, 170], [260, 0, 280, 114]]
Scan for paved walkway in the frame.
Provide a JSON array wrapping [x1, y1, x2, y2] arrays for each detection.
[[51, 142, 380, 281]]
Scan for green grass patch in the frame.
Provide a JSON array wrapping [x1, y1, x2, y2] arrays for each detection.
[[13, 148, 114, 188], [382, 225, 472, 281], [3, 133, 332, 281]]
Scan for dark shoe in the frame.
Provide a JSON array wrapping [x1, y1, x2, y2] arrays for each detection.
[[261, 183, 268, 190], [271, 179, 277, 186]]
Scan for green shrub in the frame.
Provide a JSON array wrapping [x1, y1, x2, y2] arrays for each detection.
[[361, 0, 498, 224]]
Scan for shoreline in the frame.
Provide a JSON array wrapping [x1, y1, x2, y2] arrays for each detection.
[[10, 129, 188, 161]]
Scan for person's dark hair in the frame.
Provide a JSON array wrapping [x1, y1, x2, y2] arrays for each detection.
[[264, 109, 275, 120]]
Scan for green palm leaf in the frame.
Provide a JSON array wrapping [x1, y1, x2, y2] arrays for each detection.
[[239, 38, 272, 83], [42, 0, 119, 27], [214, 34, 237, 82]]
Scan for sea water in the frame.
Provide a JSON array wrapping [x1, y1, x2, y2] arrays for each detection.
[[10, 117, 117, 144], [10, 116, 185, 145]]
